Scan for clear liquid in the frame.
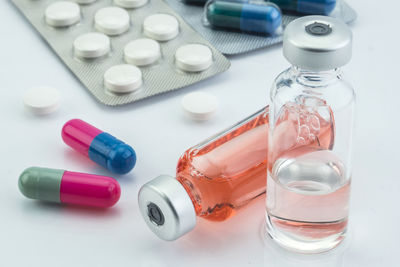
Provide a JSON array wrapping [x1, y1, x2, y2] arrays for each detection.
[[266, 148, 350, 253]]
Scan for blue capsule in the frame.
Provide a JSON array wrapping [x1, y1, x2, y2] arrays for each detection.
[[205, 1, 282, 35], [270, 0, 337, 15]]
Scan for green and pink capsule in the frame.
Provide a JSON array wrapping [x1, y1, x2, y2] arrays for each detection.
[[19, 167, 121, 208]]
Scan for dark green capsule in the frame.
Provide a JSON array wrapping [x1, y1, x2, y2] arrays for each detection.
[[206, 1, 245, 31], [182, 0, 208, 6]]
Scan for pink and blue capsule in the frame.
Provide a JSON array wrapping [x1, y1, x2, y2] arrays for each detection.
[[62, 119, 136, 174]]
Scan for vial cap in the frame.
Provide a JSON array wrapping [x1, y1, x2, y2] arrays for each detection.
[[138, 175, 196, 241], [283, 16, 352, 71]]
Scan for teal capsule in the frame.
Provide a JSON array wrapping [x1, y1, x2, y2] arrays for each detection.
[[205, 1, 282, 35], [182, 0, 208, 5], [269, 0, 337, 15]]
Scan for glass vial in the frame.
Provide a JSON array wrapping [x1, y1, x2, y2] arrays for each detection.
[[266, 16, 354, 253], [138, 104, 333, 241], [138, 107, 269, 241]]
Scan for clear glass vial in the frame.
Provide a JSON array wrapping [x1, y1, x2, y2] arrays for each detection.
[[138, 107, 269, 241], [138, 105, 333, 241], [266, 16, 354, 253]]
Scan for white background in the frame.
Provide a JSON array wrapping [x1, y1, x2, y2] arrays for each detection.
[[1, 0, 399, 266]]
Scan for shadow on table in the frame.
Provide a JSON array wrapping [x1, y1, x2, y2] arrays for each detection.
[[20, 200, 122, 219], [262, 223, 351, 267], [134, 195, 353, 267]]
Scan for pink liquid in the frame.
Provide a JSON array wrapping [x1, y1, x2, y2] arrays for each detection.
[[177, 109, 269, 221], [176, 105, 334, 222], [268, 100, 335, 172]]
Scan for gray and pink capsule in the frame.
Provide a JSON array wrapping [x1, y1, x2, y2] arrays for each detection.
[[19, 167, 121, 208]]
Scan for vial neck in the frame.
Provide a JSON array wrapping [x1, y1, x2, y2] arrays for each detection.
[[290, 66, 342, 87]]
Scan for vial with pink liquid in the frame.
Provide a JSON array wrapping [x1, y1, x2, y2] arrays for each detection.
[[266, 16, 355, 253], [138, 104, 334, 241]]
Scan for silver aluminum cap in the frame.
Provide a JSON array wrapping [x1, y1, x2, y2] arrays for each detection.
[[283, 16, 352, 71], [138, 175, 196, 241]]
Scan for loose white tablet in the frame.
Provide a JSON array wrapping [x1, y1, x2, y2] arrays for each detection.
[[124, 38, 161, 66], [23, 86, 61, 115], [45, 1, 81, 27], [175, 44, 213, 72], [114, 0, 148, 8], [95, 7, 130, 36], [104, 64, 142, 93], [75, 0, 97, 4], [74, 32, 111, 59], [143, 14, 179, 41], [181, 92, 218, 121]]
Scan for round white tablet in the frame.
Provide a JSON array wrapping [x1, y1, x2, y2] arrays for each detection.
[[45, 1, 81, 27], [175, 44, 213, 72], [74, 32, 110, 59], [143, 14, 179, 41], [95, 7, 130, 36], [75, 0, 97, 4], [23, 86, 61, 115], [124, 38, 161, 66], [181, 92, 218, 121], [104, 64, 142, 93], [114, 0, 148, 8]]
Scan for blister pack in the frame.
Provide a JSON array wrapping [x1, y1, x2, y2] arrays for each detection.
[[12, 0, 231, 106], [165, 0, 357, 55]]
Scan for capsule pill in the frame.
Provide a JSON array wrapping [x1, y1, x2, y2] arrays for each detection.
[[19, 167, 121, 208], [269, 0, 336, 15], [62, 119, 136, 174], [205, 1, 282, 35]]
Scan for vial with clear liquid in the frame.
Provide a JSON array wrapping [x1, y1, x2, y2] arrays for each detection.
[[266, 16, 355, 253], [138, 105, 334, 241]]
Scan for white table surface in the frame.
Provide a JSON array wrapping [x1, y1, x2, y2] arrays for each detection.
[[1, 0, 399, 266]]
